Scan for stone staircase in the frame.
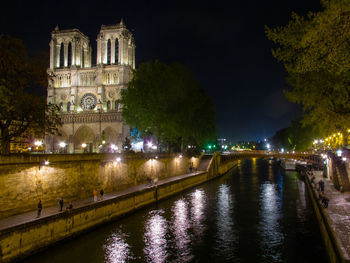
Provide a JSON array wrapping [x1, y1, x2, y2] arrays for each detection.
[[197, 154, 213, 171], [330, 152, 350, 191]]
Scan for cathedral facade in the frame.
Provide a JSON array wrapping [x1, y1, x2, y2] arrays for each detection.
[[46, 20, 135, 153]]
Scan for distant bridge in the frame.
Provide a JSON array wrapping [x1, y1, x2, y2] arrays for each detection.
[[220, 151, 323, 166]]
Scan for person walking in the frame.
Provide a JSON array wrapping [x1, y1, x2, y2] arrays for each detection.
[[58, 197, 64, 211], [37, 199, 42, 218], [319, 180, 325, 192], [100, 189, 104, 201], [93, 189, 98, 202]]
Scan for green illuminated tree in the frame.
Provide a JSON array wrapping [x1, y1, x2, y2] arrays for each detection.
[[0, 35, 61, 155], [120, 60, 216, 152], [265, 0, 350, 136]]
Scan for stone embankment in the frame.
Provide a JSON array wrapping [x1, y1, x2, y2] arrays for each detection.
[[303, 167, 350, 263], [0, 153, 200, 218], [0, 153, 238, 263]]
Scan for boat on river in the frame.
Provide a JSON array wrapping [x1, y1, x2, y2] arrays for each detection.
[[280, 159, 296, 170]]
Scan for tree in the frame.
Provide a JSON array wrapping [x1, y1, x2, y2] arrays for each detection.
[[272, 119, 321, 151], [0, 35, 61, 155], [119, 60, 216, 152], [265, 0, 350, 136]]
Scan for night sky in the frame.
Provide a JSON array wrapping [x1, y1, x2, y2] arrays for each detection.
[[0, 0, 321, 143]]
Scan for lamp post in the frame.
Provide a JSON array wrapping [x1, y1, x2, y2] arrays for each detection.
[[82, 143, 87, 153], [59, 142, 67, 153]]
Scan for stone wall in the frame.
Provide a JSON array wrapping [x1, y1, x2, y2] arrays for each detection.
[[0, 153, 200, 218]]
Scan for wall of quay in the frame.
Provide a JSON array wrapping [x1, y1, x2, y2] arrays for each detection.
[[0, 153, 200, 219], [0, 153, 238, 263]]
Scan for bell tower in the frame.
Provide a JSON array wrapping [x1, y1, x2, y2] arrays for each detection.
[[96, 19, 135, 68]]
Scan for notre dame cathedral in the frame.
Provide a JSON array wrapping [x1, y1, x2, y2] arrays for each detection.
[[45, 20, 135, 153]]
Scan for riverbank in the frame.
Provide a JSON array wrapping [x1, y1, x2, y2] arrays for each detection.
[[0, 155, 237, 263], [304, 168, 350, 263]]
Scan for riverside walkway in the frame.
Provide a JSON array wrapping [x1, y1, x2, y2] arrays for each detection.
[[0, 170, 204, 232], [306, 171, 350, 262]]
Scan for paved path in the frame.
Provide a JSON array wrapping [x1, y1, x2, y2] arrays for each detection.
[[0, 171, 204, 232], [307, 171, 350, 260]]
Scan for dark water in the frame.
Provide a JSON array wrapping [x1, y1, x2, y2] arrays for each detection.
[[24, 159, 328, 263]]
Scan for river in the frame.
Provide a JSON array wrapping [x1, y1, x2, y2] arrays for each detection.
[[23, 158, 328, 263]]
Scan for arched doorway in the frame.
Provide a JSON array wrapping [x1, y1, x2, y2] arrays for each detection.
[[74, 125, 95, 153]]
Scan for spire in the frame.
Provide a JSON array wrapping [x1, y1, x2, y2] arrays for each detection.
[[54, 25, 59, 31], [120, 18, 125, 27]]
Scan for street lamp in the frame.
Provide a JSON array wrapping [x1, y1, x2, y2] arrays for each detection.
[[82, 143, 87, 153], [59, 142, 66, 154], [34, 140, 42, 147]]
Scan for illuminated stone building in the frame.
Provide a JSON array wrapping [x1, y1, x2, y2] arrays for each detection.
[[46, 20, 135, 153]]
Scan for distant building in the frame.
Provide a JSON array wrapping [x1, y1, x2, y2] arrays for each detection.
[[46, 20, 135, 153]]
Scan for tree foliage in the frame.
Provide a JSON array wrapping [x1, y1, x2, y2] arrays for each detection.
[[265, 0, 350, 135], [271, 119, 321, 151], [120, 60, 216, 152], [0, 35, 61, 155]]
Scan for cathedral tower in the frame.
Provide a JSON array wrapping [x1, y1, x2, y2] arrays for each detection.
[[46, 21, 135, 153]]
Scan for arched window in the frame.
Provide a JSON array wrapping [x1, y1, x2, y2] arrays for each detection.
[[115, 101, 118, 111], [81, 48, 84, 68], [67, 42, 72, 67], [67, 102, 71, 112], [107, 39, 111, 64], [107, 100, 111, 111], [59, 43, 64, 68], [115, 38, 119, 64], [59, 102, 63, 111]]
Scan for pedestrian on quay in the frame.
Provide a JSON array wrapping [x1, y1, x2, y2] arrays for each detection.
[[319, 180, 325, 192], [100, 189, 104, 200], [37, 199, 42, 218], [66, 203, 73, 210], [93, 189, 98, 202], [59, 197, 64, 211]]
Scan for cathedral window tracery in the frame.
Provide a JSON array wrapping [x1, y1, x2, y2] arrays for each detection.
[[59, 43, 64, 68], [107, 39, 111, 64], [115, 38, 119, 64], [67, 42, 72, 67]]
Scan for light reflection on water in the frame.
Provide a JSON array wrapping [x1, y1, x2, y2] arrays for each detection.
[[143, 210, 168, 263], [171, 199, 193, 262], [215, 184, 236, 259], [259, 183, 284, 261], [104, 232, 132, 263], [190, 189, 206, 238]]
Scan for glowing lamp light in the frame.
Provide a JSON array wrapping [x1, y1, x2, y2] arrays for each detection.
[[281, 148, 284, 153], [342, 157, 347, 161], [337, 150, 342, 157], [102, 140, 106, 145], [59, 142, 66, 148], [116, 157, 121, 162], [147, 142, 153, 147], [34, 140, 43, 147], [111, 144, 118, 151], [155, 156, 158, 159], [179, 154, 183, 159], [82, 143, 87, 148], [152, 145, 157, 150], [44, 161, 49, 165]]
